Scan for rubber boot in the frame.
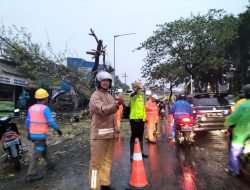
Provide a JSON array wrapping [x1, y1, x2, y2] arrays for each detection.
[[140, 141, 148, 158], [101, 185, 116, 190], [130, 142, 134, 160]]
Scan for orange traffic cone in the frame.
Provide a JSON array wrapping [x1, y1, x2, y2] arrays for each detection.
[[126, 138, 150, 190]]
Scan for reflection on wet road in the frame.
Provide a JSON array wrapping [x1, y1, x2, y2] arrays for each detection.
[[112, 121, 250, 190]]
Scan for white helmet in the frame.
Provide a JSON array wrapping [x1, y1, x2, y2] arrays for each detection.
[[96, 71, 112, 82], [96, 71, 112, 88], [152, 94, 159, 100]]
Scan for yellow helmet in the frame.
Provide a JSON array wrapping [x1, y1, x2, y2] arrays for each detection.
[[35, 88, 49, 99]]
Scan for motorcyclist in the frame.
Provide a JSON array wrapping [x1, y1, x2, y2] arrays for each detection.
[[224, 84, 250, 176], [25, 88, 62, 182], [170, 94, 193, 143], [158, 99, 166, 120]]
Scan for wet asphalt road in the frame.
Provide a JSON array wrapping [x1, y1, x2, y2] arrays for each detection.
[[1, 120, 250, 190], [112, 130, 250, 190]]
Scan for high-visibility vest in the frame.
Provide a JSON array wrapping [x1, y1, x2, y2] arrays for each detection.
[[28, 104, 49, 134], [129, 90, 146, 121]]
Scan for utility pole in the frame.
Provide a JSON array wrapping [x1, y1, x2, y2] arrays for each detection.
[[122, 73, 128, 84], [113, 32, 136, 89]]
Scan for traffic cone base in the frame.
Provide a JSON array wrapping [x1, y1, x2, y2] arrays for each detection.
[[127, 138, 149, 190], [126, 184, 150, 190]]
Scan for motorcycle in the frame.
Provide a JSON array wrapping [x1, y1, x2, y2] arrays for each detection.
[[174, 116, 194, 146], [159, 109, 166, 120], [0, 109, 23, 171]]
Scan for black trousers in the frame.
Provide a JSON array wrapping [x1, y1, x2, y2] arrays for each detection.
[[129, 119, 145, 143]]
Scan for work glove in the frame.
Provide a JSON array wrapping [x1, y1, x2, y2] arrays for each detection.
[[56, 129, 62, 136]]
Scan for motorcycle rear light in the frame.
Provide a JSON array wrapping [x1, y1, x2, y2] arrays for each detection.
[[182, 118, 191, 122]]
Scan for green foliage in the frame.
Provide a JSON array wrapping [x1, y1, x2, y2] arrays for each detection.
[[137, 9, 239, 93], [0, 25, 92, 99], [237, 4, 250, 89]]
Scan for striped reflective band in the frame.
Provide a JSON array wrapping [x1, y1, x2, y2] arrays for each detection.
[[91, 170, 97, 189], [133, 152, 142, 161], [98, 128, 114, 135]]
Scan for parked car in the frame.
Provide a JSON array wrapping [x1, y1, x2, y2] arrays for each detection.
[[186, 93, 232, 131]]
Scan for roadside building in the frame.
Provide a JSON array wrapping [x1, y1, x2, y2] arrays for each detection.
[[0, 61, 37, 113]]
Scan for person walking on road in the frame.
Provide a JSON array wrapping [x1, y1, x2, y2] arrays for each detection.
[[145, 94, 159, 143], [224, 84, 250, 176], [129, 81, 148, 160], [25, 88, 62, 182], [170, 94, 193, 143], [89, 71, 121, 190]]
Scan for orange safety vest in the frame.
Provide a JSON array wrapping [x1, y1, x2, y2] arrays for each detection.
[[145, 99, 158, 123], [116, 104, 123, 119], [28, 104, 49, 134]]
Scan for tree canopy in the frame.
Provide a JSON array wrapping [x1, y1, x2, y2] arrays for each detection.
[[137, 9, 240, 94], [0, 25, 92, 100]]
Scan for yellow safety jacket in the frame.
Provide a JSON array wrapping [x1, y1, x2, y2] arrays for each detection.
[[129, 89, 146, 121]]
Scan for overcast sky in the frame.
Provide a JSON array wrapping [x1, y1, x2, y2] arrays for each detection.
[[0, 0, 249, 87]]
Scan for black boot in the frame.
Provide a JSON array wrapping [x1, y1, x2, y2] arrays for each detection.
[[140, 141, 148, 158], [101, 185, 116, 190], [130, 142, 134, 160]]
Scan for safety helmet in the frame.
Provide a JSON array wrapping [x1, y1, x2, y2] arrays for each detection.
[[35, 88, 49, 99], [243, 84, 250, 98], [152, 94, 159, 100], [131, 81, 140, 86], [96, 71, 112, 88], [131, 81, 143, 90]]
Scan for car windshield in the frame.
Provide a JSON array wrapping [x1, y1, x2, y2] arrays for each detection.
[[192, 97, 229, 106]]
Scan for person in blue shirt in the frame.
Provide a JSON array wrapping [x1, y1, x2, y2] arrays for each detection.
[[170, 94, 193, 142]]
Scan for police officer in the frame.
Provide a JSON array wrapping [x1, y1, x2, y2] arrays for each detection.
[[25, 88, 62, 182], [129, 81, 148, 159]]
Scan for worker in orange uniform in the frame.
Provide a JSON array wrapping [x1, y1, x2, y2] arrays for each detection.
[[115, 95, 123, 140], [145, 94, 159, 143]]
